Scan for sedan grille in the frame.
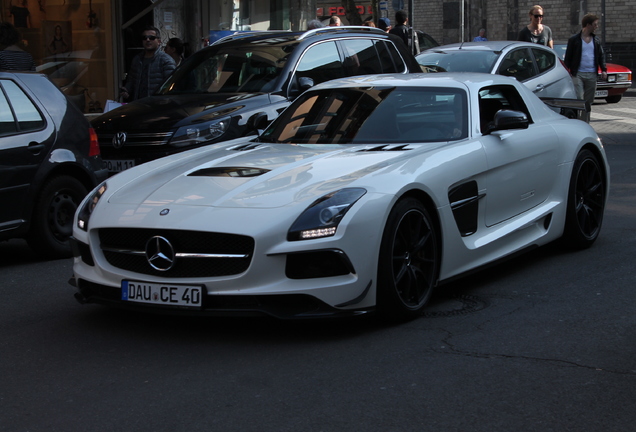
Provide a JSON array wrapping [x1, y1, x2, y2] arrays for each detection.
[[98, 228, 254, 278]]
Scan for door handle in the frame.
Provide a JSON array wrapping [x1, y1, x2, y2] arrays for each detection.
[[535, 84, 545, 92], [28, 142, 45, 154]]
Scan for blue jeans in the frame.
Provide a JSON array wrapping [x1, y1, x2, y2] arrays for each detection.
[[573, 72, 597, 123]]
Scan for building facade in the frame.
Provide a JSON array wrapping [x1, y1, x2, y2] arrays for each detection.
[[2, 0, 633, 115]]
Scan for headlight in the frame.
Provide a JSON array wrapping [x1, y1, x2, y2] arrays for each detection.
[[169, 118, 230, 147], [77, 182, 107, 231], [617, 72, 631, 82], [287, 188, 366, 241], [606, 74, 616, 83]]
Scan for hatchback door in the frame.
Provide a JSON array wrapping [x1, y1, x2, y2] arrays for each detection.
[[0, 79, 55, 229]]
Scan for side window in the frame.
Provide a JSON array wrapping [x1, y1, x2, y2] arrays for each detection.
[[296, 41, 345, 86], [531, 48, 555, 74], [0, 82, 18, 136], [386, 42, 408, 73], [497, 48, 536, 82], [1, 80, 45, 133], [376, 41, 398, 73], [338, 39, 383, 76], [478, 85, 531, 132], [0, 80, 45, 135]]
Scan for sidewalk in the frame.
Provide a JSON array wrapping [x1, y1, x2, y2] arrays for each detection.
[[589, 86, 636, 144]]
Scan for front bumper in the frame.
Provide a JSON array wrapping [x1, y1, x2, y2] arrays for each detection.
[[71, 277, 373, 319]]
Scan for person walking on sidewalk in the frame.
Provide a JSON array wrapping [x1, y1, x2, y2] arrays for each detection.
[[564, 13, 607, 123]]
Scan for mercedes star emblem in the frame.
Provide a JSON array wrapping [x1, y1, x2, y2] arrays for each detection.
[[112, 131, 127, 149], [145, 236, 176, 271]]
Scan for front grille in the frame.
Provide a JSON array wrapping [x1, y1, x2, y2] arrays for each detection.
[[98, 131, 173, 148], [99, 228, 254, 278]]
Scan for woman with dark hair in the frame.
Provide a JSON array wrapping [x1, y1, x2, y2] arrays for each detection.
[[48, 24, 69, 55], [165, 37, 185, 67], [0, 21, 36, 71]]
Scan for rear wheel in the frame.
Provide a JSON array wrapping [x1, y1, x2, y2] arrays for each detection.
[[27, 175, 87, 259], [377, 198, 439, 321], [562, 149, 606, 249], [606, 95, 622, 104]]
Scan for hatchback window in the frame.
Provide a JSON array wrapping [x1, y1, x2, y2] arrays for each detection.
[[417, 50, 498, 73], [531, 48, 555, 74], [0, 83, 17, 136], [0, 80, 45, 133], [498, 48, 536, 81]]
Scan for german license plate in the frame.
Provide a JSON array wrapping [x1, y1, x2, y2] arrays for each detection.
[[595, 90, 608, 97], [122, 281, 203, 308], [105, 159, 135, 173]]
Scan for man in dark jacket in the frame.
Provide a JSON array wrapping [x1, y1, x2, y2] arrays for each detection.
[[389, 10, 419, 55], [121, 26, 175, 101], [564, 13, 607, 123]]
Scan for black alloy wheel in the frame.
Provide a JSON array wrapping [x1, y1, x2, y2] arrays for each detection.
[[562, 149, 606, 249], [377, 198, 439, 321]]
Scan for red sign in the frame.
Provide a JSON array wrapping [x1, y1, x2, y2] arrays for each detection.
[[317, 5, 373, 16]]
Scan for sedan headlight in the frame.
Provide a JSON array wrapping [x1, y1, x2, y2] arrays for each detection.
[[606, 74, 616, 83], [169, 118, 230, 147], [77, 182, 107, 231], [287, 188, 366, 241], [617, 72, 631, 82]]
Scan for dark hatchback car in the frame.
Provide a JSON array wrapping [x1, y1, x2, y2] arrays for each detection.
[[92, 27, 422, 175], [0, 72, 107, 258]]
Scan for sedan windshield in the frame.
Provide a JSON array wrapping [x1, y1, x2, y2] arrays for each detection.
[[417, 50, 499, 73], [260, 86, 468, 144], [157, 44, 294, 95]]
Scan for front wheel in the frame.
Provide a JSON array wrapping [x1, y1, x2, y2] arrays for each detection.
[[562, 149, 606, 249], [27, 175, 88, 259], [377, 198, 439, 321], [606, 95, 622, 104]]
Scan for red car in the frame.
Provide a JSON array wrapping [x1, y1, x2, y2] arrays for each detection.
[[554, 43, 632, 103]]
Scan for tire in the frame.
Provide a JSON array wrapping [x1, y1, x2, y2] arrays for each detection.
[[377, 198, 439, 321], [27, 175, 88, 259], [605, 95, 621, 104], [562, 149, 606, 249]]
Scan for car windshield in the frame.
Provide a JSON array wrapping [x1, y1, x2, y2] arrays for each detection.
[[157, 43, 295, 95], [416, 50, 499, 73], [259, 86, 468, 144]]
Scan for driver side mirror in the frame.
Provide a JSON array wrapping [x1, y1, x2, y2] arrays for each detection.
[[288, 76, 314, 99], [486, 110, 529, 134]]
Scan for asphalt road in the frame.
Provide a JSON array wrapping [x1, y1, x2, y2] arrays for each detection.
[[1, 93, 635, 431]]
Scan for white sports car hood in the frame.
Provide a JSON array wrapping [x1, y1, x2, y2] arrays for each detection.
[[108, 142, 430, 209]]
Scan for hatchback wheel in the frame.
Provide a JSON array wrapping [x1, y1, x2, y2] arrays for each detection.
[[28, 176, 87, 258]]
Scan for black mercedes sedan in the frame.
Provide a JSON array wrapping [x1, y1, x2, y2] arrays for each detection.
[[92, 27, 423, 175]]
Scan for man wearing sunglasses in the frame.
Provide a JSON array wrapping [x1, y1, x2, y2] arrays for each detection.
[[120, 26, 175, 101]]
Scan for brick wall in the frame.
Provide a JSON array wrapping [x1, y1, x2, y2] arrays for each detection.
[[413, 0, 636, 44]]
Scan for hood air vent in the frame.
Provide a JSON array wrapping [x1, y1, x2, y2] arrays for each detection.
[[357, 144, 412, 152], [189, 167, 270, 177], [230, 143, 262, 151]]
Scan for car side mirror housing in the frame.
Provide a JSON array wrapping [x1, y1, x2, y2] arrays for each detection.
[[288, 76, 315, 99], [487, 110, 529, 134]]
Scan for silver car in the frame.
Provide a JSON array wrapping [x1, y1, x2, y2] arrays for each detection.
[[416, 41, 577, 101]]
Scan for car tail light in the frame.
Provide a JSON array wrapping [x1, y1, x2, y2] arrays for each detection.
[[88, 127, 100, 156]]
